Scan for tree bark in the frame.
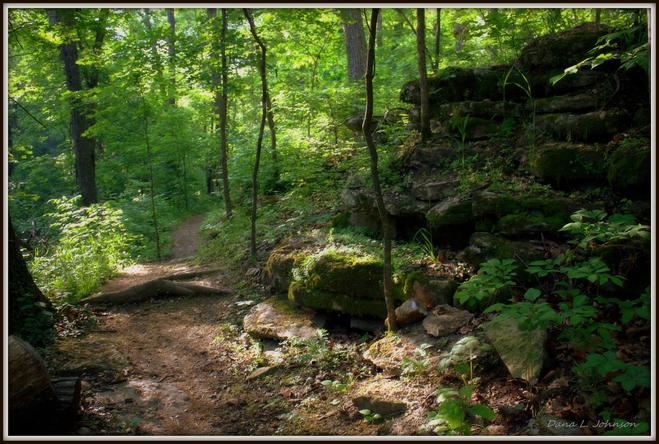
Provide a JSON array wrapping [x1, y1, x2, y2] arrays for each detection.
[[207, 9, 233, 218], [244, 9, 268, 259], [9, 218, 54, 345], [433, 8, 441, 74], [48, 9, 97, 206], [166, 8, 176, 105], [140, 95, 161, 260], [340, 9, 367, 82], [82, 279, 231, 305], [141, 8, 166, 97], [363, 8, 397, 332], [417, 9, 431, 140]]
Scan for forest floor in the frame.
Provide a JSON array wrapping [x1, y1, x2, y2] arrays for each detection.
[[47, 214, 384, 436]]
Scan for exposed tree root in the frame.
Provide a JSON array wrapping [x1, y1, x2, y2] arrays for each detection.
[[82, 278, 231, 306]]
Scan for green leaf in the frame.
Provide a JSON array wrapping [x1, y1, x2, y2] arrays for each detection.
[[524, 288, 541, 302], [467, 404, 496, 421]]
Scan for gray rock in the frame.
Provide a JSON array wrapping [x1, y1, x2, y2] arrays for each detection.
[[394, 299, 427, 326], [243, 298, 322, 341], [350, 317, 385, 333], [423, 305, 473, 337], [427, 197, 473, 228], [534, 92, 604, 114], [410, 279, 457, 308], [246, 366, 276, 381], [353, 396, 407, 417], [411, 179, 459, 202], [529, 142, 607, 185], [534, 109, 629, 143], [483, 316, 547, 385]]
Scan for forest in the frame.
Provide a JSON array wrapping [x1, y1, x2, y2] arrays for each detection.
[[6, 6, 653, 437]]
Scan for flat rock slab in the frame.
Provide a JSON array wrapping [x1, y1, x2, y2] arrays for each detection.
[[483, 316, 547, 385], [243, 298, 322, 341], [363, 324, 448, 375], [422, 305, 473, 337], [246, 366, 276, 381]]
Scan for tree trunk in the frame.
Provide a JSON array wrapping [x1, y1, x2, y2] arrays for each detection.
[[9, 218, 54, 346], [244, 9, 268, 259], [340, 9, 367, 82], [594, 8, 601, 26], [220, 9, 232, 218], [417, 9, 431, 140], [140, 96, 161, 260], [166, 8, 176, 105], [48, 9, 97, 206], [362, 8, 397, 332], [433, 8, 441, 74], [207, 8, 233, 218], [141, 8, 166, 97]]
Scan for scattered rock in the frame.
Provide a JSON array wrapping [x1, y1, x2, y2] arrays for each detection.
[[483, 316, 547, 385], [404, 273, 457, 308], [246, 366, 276, 381], [394, 299, 427, 326], [243, 297, 322, 341], [422, 305, 473, 337]]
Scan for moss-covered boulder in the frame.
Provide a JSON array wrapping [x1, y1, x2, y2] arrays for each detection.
[[434, 100, 521, 120], [461, 232, 544, 266], [533, 92, 604, 114], [535, 109, 629, 143], [496, 212, 567, 237], [427, 196, 473, 228], [529, 142, 607, 186], [607, 139, 651, 198], [403, 271, 457, 308], [518, 23, 612, 70], [399, 65, 516, 105], [265, 238, 311, 293], [288, 249, 399, 319]]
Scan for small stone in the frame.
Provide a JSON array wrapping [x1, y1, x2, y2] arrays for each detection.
[[77, 427, 92, 435], [422, 305, 473, 337], [243, 297, 322, 341], [395, 299, 427, 326], [352, 396, 407, 417], [246, 366, 276, 381]]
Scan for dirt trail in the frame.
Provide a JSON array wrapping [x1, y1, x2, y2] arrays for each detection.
[[51, 214, 260, 435]]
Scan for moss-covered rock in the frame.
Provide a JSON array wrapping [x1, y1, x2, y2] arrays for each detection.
[[496, 212, 567, 237], [461, 232, 544, 266], [533, 92, 603, 114], [265, 238, 311, 293], [607, 139, 651, 198], [535, 109, 629, 143], [427, 196, 473, 228], [403, 272, 457, 308], [529, 142, 607, 186], [518, 23, 612, 70], [288, 249, 400, 319]]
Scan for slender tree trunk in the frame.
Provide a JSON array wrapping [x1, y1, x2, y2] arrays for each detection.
[[48, 9, 97, 206], [339, 9, 367, 82], [141, 98, 161, 260], [363, 8, 397, 332], [207, 8, 233, 218], [433, 8, 441, 74], [417, 9, 431, 140], [141, 8, 166, 97], [244, 9, 269, 258], [220, 9, 232, 218], [166, 8, 176, 106], [594, 8, 601, 26]]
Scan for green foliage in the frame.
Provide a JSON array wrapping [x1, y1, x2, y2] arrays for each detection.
[[455, 259, 517, 311], [485, 288, 561, 331], [425, 385, 495, 435], [29, 196, 138, 303], [413, 228, 438, 263], [401, 343, 433, 378], [450, 115, 470, 168], [358, 409, 383, 424], [438, 336, 490, 384], [575, 351, 650, 392], [560, 209, 650, 249]]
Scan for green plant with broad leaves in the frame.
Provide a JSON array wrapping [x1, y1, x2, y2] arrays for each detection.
[[358, 409, 383, 424], [560, 209, 649, 249], [401, 343, 433, 378], [438, 336, 491, 384], [425, 385, 496, 435], [454, 259, 518, 311]]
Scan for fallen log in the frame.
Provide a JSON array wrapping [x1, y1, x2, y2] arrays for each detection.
[[82, 279, 231, 306]]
